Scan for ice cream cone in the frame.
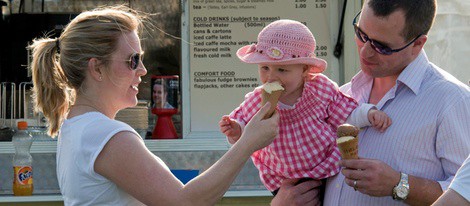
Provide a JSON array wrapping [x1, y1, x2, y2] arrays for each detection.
[[261, 81, 284, 119], [261, 89, 282, 119], [336, 136, 358, 159], [337, 123, 359, 138]]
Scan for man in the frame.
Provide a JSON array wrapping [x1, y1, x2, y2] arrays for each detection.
[[153, 82, 174, 109], [272, 0, 470, 205]]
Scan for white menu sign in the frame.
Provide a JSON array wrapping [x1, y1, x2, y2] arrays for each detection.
[[184, 0, 340, 136]]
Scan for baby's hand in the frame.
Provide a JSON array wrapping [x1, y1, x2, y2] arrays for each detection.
[[219, 115, 242, 144], [367, 109, 392, 132]]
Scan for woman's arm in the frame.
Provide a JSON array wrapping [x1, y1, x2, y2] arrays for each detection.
[[95, 103, 279, 206]]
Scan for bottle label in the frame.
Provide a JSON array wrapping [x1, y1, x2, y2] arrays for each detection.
[[14, 166, 33, 185]]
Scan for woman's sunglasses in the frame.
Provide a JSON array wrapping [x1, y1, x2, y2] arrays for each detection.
[[352, 11, 421, 55], [126, 52, 144, 70]]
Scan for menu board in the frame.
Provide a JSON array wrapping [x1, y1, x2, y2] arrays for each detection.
[[184, 0, 339, 135]]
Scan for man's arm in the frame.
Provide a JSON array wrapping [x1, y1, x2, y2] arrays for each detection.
[[406, 175, 443, 205], [341, 159, 443, 205]]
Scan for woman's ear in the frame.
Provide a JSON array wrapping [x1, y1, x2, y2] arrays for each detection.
[[88, 58, 103, 81]]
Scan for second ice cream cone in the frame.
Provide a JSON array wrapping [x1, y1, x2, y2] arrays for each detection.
[[336, 136, 358, 159]]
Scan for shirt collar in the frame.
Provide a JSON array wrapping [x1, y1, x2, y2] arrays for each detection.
[[350, 69, 373, 103], [351, 50, 430, 96], [396, 50, 429, 95]]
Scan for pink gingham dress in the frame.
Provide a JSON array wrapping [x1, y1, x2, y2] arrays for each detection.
[[229, 74, 358, 191]]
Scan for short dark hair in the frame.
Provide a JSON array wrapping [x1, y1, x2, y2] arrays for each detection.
[[367, 0, 436, 41]]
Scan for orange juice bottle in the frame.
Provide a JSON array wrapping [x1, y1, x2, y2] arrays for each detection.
[[12, 121, 33, 196]]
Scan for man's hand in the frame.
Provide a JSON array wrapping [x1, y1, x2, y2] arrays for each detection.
[[271, 178, 322, 206], [341, 158, 400, 197]]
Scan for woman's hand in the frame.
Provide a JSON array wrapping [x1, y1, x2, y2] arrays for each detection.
[[238, 102, 279, 153]]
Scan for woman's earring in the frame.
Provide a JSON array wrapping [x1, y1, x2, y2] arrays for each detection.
[[99, 76, 102, 81]]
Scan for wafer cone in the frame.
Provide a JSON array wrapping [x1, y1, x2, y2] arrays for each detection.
[[337, 136, 358, 159], [261, 89, 282, 119]]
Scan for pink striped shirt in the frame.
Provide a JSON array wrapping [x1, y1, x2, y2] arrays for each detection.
[[230, 74, 358, 191], [324, 51, 470, 205]]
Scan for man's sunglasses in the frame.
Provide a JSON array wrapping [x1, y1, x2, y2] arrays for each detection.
[[352, 11, 421, 55], [126, 52, 144, 70]]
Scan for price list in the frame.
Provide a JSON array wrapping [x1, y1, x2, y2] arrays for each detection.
[[294, 0, 327, 9], [187, 0, 336, 131]]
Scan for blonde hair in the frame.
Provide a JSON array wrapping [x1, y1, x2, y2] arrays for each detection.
[[28, 5, 144, 137]]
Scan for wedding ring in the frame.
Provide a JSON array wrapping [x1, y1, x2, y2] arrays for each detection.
[[353, 180, 358, 191]]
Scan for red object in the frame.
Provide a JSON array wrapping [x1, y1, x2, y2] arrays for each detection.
[[152, 108, 178, 139]]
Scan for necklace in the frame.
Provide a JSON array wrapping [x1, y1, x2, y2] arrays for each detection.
[[72, 103, 102, 113]]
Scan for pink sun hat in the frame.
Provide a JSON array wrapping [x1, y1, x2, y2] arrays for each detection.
[[237, 19, 326, 73]]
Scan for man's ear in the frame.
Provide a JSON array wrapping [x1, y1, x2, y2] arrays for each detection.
[[411, 35, 427, 55], [88, 58, 103, 81]]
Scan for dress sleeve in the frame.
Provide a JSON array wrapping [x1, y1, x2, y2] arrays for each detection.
[[229, 88, 263, 129], [316, 75, 358, 130]]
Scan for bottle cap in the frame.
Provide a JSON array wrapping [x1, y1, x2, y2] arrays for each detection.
[[17, 121, 28, 130]]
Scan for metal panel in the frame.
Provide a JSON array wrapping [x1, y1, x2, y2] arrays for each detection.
[[0, 151, 265, 195]]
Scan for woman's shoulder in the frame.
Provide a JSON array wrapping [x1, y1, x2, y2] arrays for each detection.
[[63, 112, 138, 143]]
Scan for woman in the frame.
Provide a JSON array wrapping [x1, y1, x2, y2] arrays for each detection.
[[29, 6, 278, 205]]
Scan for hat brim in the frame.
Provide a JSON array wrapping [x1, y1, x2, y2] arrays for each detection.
[[236, 45, 327, 73]]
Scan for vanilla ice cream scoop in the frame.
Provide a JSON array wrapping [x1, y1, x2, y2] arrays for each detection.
[[263, 81, 284, 93], [336, 136, 355, 144], [261, 81, 284, 119]]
